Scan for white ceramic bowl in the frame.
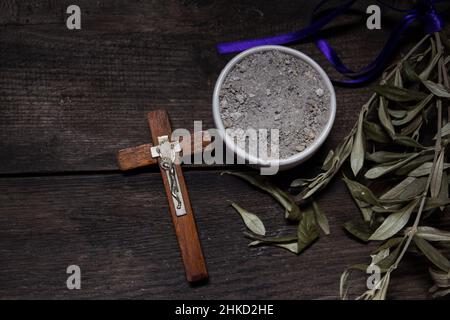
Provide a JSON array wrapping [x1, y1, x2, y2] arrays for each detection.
[[212, 45, 336, 172]]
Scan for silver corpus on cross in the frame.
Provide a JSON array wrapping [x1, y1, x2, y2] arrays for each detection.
[[150, 135, 187, 217]]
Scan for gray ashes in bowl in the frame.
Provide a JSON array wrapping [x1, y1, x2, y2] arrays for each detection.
[[219, 50, 331, 160]]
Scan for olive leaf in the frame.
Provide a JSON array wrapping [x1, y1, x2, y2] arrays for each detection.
[[344, 219, 380, 242], [388, 108, 407, 119], [378, 97, 396, 138], [436, 122, 450, 138], [430, 150, 445, 198], [322, 149, 335, 171], [403, 61, 420, 82], [394, 154, 435, 175], [273, 242, 299, 254], [408, 161, 450, 177], [299, 134, 354, 200], [401, 115, 423, 136], [424, 197, 450, 211], [365, 153, 419, 179], [392, 94, 433, 126], [364, 120, 390, 143], [313, 201, 330, 235], [369, 199, 419, 241], [351, 109, 366, 176], [223, 171, 301, 221], [290, 178, 313, 188], [343, 176, 380, 206], [413, 236, 450, 272], [248, 240, 299, 254], [394, 68, 403, 87], [415, 227, 450, 242], [419, 48, 441, 80], [393, 135, 423, 148], [297, 209, 319, 252], [231, 202, 266, 236], [245, 232, 297, 244], [422, 80, 450, 98], [376, 240, 405, 270], [373, 84, 428, 102], [373, 237, 404, 253], [366, 151, 416, 164], [380, 177, 425, 200]]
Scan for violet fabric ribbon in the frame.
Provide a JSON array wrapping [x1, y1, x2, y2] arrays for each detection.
[[216, 0, 444, 86]]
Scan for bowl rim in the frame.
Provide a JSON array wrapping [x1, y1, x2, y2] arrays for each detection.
[[212, 45, 336, 168]]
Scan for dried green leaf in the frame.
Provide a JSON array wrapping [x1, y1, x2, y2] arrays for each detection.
[[373, 237, 404, 253], [424, 197, 450, 211], [416, 226, 450, 242], [322, 149, 335, 171], [381, 176, 428, 201], [419, 50, 441, 80], [363, 120, 390, 143], [430, 150, 445, 198], [373, 84, 428, 102], [438, 172, 448, 210], [394, 68, 403, 87], [231, 202, 266, 236], [366, 151, 416, 164], [414, 236, 450, 272], [299, 135, 353, 200], [223, 171, 301, 221], [248, 240, 299, 254], [393, 135, 423, 148], [344, 219, 380, 242], [377, 240, 404, 269], [351, 110, 366, 176], [408, 161, 450, 177], [392, 94, 433, 126], [369, 199, 419, 241], [437, 122, 450, 138], [343, 176, 380, 206], [313, 201, 330, 235], [403, 61, 420, 82], [378, 97, 396, 138], [245, 232, 297, 244], [365, 153, 419, 179], [395, 154, 435, 175], [422, 80, 450, 98], [274, 242, 299, 254], [400, 115, 423, 136], [297, 209, 319, 252], [387, 108, 407, 119], [290, 178, 312, 188]]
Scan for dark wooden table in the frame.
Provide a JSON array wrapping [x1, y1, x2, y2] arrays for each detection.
[[1, 0, 449, 299]]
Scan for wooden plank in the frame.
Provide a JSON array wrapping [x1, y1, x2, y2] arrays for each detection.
[[1, 0, 442, 174], [147, 110, 208, 282], [0, 171, 445, 299]]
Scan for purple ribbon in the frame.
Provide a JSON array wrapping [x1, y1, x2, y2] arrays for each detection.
[[216, 0, 444, 86]]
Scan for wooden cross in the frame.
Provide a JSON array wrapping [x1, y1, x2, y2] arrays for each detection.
[[116, 110, 211, 283]]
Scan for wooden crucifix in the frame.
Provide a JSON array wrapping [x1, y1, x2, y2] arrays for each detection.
[[116, 110, 211, 283]]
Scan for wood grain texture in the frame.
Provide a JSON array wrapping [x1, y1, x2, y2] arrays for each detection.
[[1, 0, 450, 299], [0, 171, 447, 299], [2, 0, 444, 174], [147, 110, 208, 282]]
